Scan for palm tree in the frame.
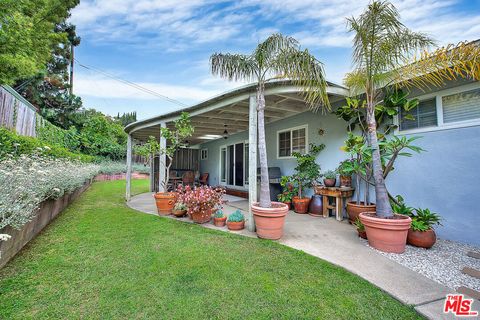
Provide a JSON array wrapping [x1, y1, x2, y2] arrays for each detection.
[[210, 33, 329, 208], [343, 0, 480, 218]]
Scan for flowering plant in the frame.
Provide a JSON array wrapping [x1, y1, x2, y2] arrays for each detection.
[[183, 186, 225, 217]]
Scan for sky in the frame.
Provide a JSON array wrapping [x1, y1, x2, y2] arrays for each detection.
[[70, 0, 480, 120]]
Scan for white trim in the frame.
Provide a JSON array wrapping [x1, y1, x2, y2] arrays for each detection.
[[394, 82, 480, 135], [200, 148, 208, 160], [276, 124, 309, 159]]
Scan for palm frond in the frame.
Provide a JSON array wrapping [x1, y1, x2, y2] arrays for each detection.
[[210, 53, 258, 82], [254, 33, 299, 70]]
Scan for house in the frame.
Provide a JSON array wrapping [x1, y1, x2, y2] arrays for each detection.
[[124, 78, 480, 246]]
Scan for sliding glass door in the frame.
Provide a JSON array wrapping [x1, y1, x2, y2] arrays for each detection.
[[220, 142, 247, 188]]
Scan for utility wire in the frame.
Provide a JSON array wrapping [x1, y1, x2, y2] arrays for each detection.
[[74, 59, 188, 107]]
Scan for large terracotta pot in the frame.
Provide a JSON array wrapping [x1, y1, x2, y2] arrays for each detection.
[[190, 208, 212, 224], [340, 175, 352, 187], [154, 192, 176, 216], [308, 194, 323, 216], [214, 216, 227, 227], [407, 228, 436, 249], [323, 178, 336, 187], [252, 202, 288, 240], [346, 201, 376, 224], [292, 197, 310, 214], [227, 220, 245, 230], [360, 212, 412, 253]]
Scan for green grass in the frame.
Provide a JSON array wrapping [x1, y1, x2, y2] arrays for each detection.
[[0, 180, 422, 319]]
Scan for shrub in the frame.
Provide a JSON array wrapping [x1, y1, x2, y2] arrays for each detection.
[[0, 127, 95, 163], [97, 161, 150, 175], [227, 210, 244, 222], [0, 152, 100, 240]]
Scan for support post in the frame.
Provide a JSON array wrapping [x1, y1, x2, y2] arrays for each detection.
[[248, 94, 258, 232], [158, 122, 167, 193], [149, 154, 154, 192], [126, 134, 132, 201]]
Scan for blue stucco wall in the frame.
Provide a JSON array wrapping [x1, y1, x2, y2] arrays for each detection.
[[199, 100, 480, 246]]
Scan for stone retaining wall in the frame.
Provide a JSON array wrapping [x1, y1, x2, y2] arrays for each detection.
[[0, 180, 92, 269]]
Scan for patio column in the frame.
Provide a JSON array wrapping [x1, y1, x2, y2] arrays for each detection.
[[125, 134, 132, 201], [247, 94, 257, 232], [149, 154, 154, 192], [158, 122, 167, 193]]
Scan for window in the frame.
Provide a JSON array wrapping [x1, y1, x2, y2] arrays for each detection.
[[442, 88, 480, 123], [200, 149, 208, 160], [277, 126, 307, 158], [399, 98, 437, 131]]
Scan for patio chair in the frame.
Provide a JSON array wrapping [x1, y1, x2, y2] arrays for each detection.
[[198, 173, 209, 186], [167, 170, 178, 191], [181, 171, 195, 186]]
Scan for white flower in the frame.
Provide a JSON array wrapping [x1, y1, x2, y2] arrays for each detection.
[[43, 146, 51, 150], [0, 234, 11, 241]]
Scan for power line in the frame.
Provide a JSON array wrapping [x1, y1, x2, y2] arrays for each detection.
[[74, 59, 188, 107]]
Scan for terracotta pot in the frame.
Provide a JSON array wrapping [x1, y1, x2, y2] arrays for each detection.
[[172, 209, 186, 217], [323, 178, 336, 187], [292, 197, 310, 214], [340, 175, 352, 187], [214, 216, 227, 227], [407, 228, 437, 249], [154, 192, 176, 216], [252, 202, 288, 240], [346, 201, 376, 224], [360, 212, 412, 253], [283, 202, 292, 210], [227, 220, 245, 230], [190, 208, 212, 224], [357, 229, 367, 239], [308, 194, 323, 215]]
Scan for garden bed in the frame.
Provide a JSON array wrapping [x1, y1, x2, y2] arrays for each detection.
[[0, 180, 92, 268]]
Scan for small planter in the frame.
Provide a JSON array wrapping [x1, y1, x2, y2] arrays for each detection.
[[340, 175, 352, 187], [357, 229, 367, 239], [360, 212, 412, 253], [214, 216, 227, 227], [172, 209, 187, 217], [323, 178, 336, 187], [346, 201, 376, 224], [292, 197, 310, 214], [252, 202, 288, 240], [227, 220, 245, 231], [407, 228, 437, 249], [190, 208, 212, 224], [154, 192, 176, 216]]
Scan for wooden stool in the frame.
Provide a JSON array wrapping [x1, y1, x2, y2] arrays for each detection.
[[314, 186, 354, 221]]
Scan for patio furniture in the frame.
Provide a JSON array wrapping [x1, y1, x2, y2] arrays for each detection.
[[198, 173, 209, 186], [182, 171, 195, 186], [314, 186, 354, 221], [167, 170, 180, 190]]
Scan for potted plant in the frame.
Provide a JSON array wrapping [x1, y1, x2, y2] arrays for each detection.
[[277, 176, 296, 210], [213, 210, 227, 227], [337, 160, 353, 187], [226, 210, 245, 230], [151, 113, 193, 216], [211, 33, 329, 239], [339, 1, 479, 253], [172, 202, 187, 217], [322, 170, 337, 187], [354, 218, 367, 239], [277, 192, 293, 210], [184, 186, 225, 224], [291, 143, 325, 214], [407, 208, 442, 249]]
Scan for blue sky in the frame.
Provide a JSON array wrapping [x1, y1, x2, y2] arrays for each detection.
[[70, 0, 480, 120]]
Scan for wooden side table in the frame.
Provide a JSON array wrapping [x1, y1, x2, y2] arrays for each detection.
[[314, 186, 354, 221]]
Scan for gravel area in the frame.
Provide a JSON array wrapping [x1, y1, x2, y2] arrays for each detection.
[[362, 238, 480, 291]]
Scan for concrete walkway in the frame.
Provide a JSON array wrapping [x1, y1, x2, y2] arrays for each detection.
[[128, 193, 477, 320]]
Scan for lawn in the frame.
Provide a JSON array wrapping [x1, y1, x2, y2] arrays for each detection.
[[0, 180, 422, 319]]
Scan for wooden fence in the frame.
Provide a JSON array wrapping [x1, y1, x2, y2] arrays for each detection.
[[0, 85, 37, 137]]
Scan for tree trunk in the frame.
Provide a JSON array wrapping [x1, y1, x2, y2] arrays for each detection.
[[366, 102, 393, 217], [355, 173, 360, 204], [257, 83, 271, 208]]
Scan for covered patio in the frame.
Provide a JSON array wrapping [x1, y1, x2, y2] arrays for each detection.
[[124, 80, 349, 231]]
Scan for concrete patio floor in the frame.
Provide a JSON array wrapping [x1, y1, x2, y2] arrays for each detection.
[[128, 192, 478, 320]]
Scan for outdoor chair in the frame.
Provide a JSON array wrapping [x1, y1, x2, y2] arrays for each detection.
[[198, 173, 209, 186], [181, 171, 195, 186]]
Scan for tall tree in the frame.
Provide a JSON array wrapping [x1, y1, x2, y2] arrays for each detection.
[[343, 1, 480, 217], [211, 33, 329, 208], [0, 0, 79, 85]]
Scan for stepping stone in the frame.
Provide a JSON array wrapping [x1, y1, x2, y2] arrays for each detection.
[[457, 286, 480, 301], [467, 251, 480, 259], [462, 267, 480, 280]]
